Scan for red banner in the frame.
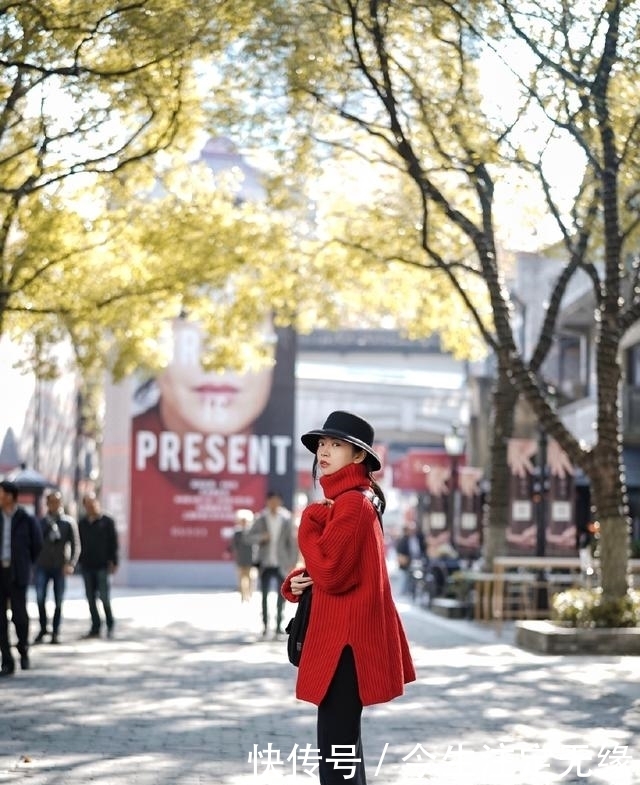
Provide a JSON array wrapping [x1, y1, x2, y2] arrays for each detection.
[[392, 449, 464, 492]]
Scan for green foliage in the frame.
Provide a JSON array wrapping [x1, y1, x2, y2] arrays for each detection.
[[552, 587, 640, 629], [0, 2, 278, 378]]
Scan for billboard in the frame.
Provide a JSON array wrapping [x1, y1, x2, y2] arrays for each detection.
[[129, 318, 296, 561]]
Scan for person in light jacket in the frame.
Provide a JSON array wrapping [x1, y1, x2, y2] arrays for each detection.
[[251, 491, 297, 638], [281, 411, 415, 785]]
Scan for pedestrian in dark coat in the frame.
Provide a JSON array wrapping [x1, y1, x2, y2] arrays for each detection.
[[0, 479, 42, 676], [281, 411, 415, 785], [78, 493, 119, 639]]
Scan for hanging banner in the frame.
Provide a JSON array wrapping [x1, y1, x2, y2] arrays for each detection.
[[506, 438, 537, 555], [545, 439, 577, 556], [129, 318, 296, 561], [454, 466, 483, 559], [505, 437, 577, 556]]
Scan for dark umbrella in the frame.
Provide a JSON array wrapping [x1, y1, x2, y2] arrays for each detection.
[[4, 464, 57, 515]]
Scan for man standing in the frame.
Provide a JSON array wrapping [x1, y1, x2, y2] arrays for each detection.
[[0, 480, 42, 676], [34, 490, 80, 644], [250, 491, 297, 638], [78, 493, 119, 639]]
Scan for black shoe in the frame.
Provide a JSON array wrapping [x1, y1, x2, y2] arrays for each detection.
[[81, 630, 100, 639], [33, 630, 47, 644], [50, 634, 60, 645], [106, 628, 114, 639], [0, 662, 15, 677], [20, 654, 30, 671]]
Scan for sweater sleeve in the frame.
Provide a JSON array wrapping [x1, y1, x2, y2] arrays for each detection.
[[280, 566, 307, 603], [298, 492, 369, 594]]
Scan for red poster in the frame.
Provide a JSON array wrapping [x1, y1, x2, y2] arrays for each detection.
[[129, 318, 296, 561]]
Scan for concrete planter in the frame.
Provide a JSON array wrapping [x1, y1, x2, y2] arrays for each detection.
[[516, 619, 640, 655]]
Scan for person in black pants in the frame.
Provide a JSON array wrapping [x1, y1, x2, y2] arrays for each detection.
[[0, 480, 42, 676], [78, 493, 119, 639], [281, 411, 416, 785]]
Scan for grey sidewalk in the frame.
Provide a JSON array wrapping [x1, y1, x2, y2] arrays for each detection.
[[0, 576, 638, 785]]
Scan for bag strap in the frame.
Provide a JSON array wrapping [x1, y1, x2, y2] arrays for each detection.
[[332, 486, 384, 530], [360, 488, 384, 531]]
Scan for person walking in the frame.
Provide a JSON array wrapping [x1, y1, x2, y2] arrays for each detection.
[[229, 508, 256, 603], [281, 411, 415, 784], [78, 493, 119, 639], [0, 479, 42, 676], [33, 490, 80, 645], [251, 491, 297, 638]]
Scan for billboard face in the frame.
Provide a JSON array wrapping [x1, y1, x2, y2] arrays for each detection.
[[129, 319, 296, 561]]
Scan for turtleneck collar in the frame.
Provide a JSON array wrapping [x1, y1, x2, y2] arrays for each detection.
[[319, 462, 370, 500]]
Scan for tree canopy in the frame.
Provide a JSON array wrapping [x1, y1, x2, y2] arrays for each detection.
[[0, 1, 292, 377], [0, 1, 477, 383]]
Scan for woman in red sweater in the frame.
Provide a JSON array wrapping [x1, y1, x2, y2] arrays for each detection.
[[281, 411, 415, 784]]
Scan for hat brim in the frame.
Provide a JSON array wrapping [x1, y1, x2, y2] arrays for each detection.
[[301, 429, 381, 472]]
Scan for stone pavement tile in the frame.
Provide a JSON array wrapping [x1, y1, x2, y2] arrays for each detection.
[[0, 583, 638, 784]]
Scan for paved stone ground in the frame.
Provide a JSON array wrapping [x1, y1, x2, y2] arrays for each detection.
[[0, 574, 639, 785]]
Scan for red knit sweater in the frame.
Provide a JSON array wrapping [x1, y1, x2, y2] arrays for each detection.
[[281, 463, 416, 706]]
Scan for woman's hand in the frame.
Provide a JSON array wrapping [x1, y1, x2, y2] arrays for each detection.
[[290, 573, 314, 595]]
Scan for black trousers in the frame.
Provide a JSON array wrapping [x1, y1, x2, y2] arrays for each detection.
[[259, 567, 284, 631], [0, 567, 29, 666], [317, 646, 366, 785], [82, 568, 114, 633]]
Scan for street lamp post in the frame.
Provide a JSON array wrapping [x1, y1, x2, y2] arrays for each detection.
[[532, 426, 549, 610], [532, 383, 557, 610], [444, 425, 466, 550]]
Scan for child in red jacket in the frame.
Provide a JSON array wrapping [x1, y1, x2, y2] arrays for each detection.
[[282, 411, 415, 784]]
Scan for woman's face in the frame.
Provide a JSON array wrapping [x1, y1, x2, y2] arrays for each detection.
[[316, 437, 365, 476], [157, 322, 274, 435]]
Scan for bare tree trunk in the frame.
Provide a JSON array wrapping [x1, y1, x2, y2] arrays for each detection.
[[589, 423, 630, 598], [483, 363, 517, 569]]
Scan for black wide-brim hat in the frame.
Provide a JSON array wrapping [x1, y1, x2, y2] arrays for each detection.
[[301, 410, 382, 471]]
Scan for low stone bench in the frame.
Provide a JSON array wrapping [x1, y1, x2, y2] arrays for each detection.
[[431, 597, 472, 619], [516, 619, 640, 655]]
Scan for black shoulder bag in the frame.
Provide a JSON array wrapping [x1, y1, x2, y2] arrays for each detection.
[[284, 489, 383, 667], [284, 574, 312, 666]]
